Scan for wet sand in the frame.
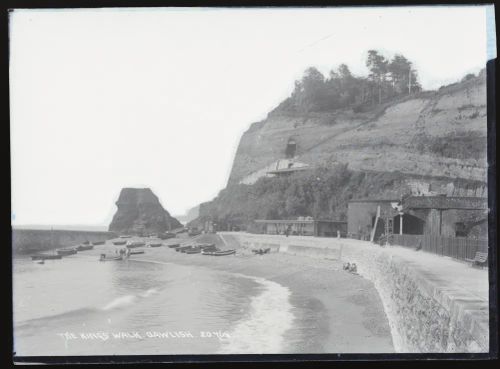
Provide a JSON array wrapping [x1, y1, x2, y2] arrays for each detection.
[[82, 233, 394, 353]]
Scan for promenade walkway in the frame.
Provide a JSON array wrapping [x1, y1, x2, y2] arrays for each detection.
[[382, 244, 489, 302]]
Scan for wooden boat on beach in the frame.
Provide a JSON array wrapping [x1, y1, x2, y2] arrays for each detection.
[[198, 243, 217, 251], [82, 241, 90, 245], [119, 235, 132, 238], [92, 241, 105, 245], [57, 248, 77, 256], [252, 248, 271, 255], [159, 232, 176, 240], [99, 254, 123, 261], [181, 246, 201, 253], [175, 245, 193, 252], [202, 249, 236, 256], [167, 243, 181, 248], [148, 243, 163, 248], [34, 259, 45, 264], [185, 248, 201, 254], [127, 241, 146, 248], [113, 240, 127, 245], [129, 250, 145, 255], [76, 244, 94, 251], [31, 254, 62, 261]]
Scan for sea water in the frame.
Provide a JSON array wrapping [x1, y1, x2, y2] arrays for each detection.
[[13, 255, 301, 356]]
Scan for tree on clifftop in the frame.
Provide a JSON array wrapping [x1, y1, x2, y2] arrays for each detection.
[[294, 67, 328, 112], [278, 49, 423, 115], [388, 54, 422, 95], [366, 49, 389, 104]]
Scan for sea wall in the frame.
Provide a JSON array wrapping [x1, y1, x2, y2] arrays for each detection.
[[222, 233, 489, 353], [232, 233, 343, 260], [12, 229, 116, 254]]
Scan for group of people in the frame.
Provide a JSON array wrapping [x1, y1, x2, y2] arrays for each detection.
[[343, 262, 357, 274], [115, 247, 131, 258]]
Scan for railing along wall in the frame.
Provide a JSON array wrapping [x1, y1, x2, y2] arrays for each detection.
[[391, 234, 488, 261]]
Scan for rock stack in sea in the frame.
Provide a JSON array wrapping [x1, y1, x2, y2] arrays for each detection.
[[109, 188, 182, 235]]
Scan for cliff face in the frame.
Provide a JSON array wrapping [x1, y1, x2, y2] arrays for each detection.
[[228, 72, 487, 186], [109, 188, 182, 235]]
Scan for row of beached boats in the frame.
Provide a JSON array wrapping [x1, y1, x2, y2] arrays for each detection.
[[111, 238, 237, 256], [112, 240, 163, 248], [172, 243, 236, 256], [118, 232, 177, 240], [110, 240, 235, 256]]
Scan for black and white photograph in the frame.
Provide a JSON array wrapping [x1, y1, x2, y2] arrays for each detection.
[[9, 5, 496, 361]]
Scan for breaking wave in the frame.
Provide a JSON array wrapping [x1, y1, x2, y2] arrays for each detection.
[[217, 275, 295, 354]]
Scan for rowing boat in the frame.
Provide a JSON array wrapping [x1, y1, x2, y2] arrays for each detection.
[[126, 241, 146, 248], [167, 243, 180, 248], [76, 244, 94, 251], [92, 241, 105, 245], [185, 248, 201, 254], [252, 248, 271, 255], [148, 243, 163, 248], [199, 243, 217, 251], [175, 245, 192, 252], [99, 254, 123, 261], [113, 240, 127, 245], [180, 246, 197, 253], [201, 249, 236, 256], [129, 250, 145, 255], [57, 248, 77, 256]]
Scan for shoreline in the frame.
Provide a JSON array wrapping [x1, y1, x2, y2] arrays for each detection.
[[79, 234, 395, 353]]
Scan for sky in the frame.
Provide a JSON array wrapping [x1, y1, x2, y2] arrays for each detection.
[[10, 6, 494, 226]]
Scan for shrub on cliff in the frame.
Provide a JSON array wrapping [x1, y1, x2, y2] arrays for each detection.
[[275, 49, 422, 115], [197, 164, 417, 230]]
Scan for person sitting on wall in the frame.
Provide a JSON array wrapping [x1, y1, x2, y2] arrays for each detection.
[[343, 262, 350, 271]]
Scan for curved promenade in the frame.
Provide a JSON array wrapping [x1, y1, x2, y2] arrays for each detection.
[[220, 232, 490, 353]]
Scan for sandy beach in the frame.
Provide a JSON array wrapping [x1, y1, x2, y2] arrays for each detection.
[[81, 233, 394, 353]]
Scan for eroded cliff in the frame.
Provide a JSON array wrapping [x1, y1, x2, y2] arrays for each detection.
[[228, 72, 487, 186]]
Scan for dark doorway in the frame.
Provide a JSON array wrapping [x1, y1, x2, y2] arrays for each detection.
[[285, 139, 297, 158], [455, 222, 467, 237], [393, 213, 425, 235]]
